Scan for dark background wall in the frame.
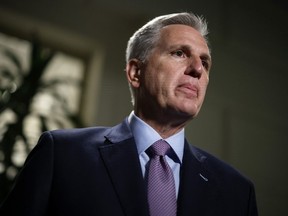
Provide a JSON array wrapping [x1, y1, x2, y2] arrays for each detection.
[[0, 0, 287, 215]]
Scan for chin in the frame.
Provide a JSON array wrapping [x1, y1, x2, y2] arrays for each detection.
[[180, 104, 201, 117], [173, 108, 199, 120]]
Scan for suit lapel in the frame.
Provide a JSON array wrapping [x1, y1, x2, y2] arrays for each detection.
[[177, 141, 220, 216], [99, 120, 149, 216]]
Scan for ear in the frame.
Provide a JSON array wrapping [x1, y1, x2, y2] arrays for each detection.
[[126, 59, 142, 88]]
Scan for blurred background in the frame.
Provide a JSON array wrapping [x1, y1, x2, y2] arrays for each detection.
[[0, 0, 287, 215]]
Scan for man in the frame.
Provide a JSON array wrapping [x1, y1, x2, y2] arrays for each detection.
[[0, 12, 258, 216]]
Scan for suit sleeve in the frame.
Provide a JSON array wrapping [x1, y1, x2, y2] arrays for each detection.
[[0, 131, 54, 216]]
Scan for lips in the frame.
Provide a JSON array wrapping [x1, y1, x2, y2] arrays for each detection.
[[177, 83, 199, 97]]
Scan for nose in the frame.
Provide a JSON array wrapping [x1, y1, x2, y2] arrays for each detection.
[[184, 56, 203, 79]]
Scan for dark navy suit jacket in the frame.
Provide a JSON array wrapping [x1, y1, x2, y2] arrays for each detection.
[[0, 119, 258, 216]]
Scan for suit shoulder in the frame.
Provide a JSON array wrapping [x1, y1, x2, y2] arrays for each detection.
[[41, 126, 111, 145], [50, 126, 110, 137]]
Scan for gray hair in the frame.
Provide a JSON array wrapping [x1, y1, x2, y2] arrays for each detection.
[[125, 12, 210, 105], [126, 12, 209, 63]]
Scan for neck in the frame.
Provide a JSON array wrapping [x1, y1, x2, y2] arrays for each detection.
[[134, 110, 190, 139]]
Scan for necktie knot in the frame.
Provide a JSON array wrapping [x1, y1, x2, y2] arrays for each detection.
[[148, 139, 170, 157]]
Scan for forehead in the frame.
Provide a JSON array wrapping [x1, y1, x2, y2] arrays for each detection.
[[157, 24, 210, 53]]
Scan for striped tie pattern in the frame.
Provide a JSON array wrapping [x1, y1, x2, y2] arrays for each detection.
[[146, 140, 177, 216]]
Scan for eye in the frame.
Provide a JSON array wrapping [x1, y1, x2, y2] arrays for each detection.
[[202, 60, 209, 70], [201, 58, 211, 71], [171, 50, 186, 58]]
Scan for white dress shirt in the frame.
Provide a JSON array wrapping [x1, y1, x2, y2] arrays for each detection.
[[128, 111, 184, 197]]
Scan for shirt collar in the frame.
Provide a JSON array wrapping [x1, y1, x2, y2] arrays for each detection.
[[128, 111, 184, 163]]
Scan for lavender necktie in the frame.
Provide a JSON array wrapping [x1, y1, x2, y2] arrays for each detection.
[[146, 140, 177, 216]]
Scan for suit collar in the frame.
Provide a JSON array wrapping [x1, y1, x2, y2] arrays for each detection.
[[99, 119, 149, 216], [177, 140, 220, 216], [104, 118, 132, 143], [100, 120, 221, 216]]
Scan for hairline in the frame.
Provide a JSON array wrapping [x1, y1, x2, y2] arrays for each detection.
[[126, 12, 210, 63]]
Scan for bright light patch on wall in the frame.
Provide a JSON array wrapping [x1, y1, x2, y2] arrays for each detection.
[[0, 31, 86, 188]]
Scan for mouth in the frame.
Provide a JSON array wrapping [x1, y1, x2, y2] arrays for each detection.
[[176, 83, 199, 98]]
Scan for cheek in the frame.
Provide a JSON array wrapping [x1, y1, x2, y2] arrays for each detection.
[[140, 70, 162, 99], [199, 78, 209, 97], [143, 63, 167, 88], [142, 59, 182, 97]]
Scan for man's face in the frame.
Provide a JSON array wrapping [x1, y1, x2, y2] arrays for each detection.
[[131, 24, 211, 123]]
